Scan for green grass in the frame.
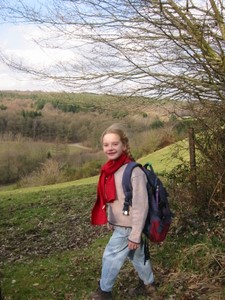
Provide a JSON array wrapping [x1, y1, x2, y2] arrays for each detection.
[[2, 239, 108, 300], [139, 139, 189, 174], [1, 181, 223, 299], [0, 175, 99, 196]]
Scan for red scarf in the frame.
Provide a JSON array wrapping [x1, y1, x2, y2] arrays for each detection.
[[91, 152, 132, 225]]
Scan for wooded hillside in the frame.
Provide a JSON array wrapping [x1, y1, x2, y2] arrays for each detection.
[[0, 91, 190, 145], [0, 91, 191, 187]]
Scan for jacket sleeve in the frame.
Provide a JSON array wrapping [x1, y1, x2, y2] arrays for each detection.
[[128, 167, 148, 243]]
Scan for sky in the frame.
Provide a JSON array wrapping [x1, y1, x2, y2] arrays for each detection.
[[0, 0, 59, 91], [0, 0, 208, 92], [0, 22, 66, 92], [0, 0, 91, 92]]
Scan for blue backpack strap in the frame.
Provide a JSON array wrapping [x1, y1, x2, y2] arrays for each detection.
[[143, 162, 154, 172], [122, 161, 142, 215]]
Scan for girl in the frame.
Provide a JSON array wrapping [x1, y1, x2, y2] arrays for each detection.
[[90, 124, 156, 300]]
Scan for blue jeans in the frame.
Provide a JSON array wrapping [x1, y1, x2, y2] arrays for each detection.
[[100, 226, 154, 292]]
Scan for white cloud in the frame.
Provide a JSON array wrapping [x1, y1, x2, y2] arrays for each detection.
[[0, 0, 211, 92], [0, 61, 58, 91], [0, 23, 75, 91]]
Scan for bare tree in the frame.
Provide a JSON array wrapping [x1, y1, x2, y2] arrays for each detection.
[[1, 0, 225, 206]]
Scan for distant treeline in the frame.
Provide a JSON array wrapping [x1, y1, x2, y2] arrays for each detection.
[[0, 91, 191, 148]]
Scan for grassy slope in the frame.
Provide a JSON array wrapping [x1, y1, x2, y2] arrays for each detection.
[[0, 143, 224, 300], [138, 139, 189, 174]]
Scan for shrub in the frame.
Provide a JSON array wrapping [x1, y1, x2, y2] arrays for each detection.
[[142, 112, 148, 118], [0, 104, 7, 110], [19, 159, 65, 187], [150, 118, 164, 129]]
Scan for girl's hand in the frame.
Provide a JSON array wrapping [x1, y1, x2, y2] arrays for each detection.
[[128, 240, 140, 250]]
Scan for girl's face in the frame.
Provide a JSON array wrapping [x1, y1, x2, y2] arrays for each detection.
[[102, 133, 127, 160]]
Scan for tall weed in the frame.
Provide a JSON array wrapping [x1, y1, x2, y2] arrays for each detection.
[[19, 159, 65, 187]]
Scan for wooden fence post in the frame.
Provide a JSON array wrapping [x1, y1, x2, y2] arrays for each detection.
[[189, 127, 197, 193]]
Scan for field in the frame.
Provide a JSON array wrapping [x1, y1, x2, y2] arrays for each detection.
[[0, 91, 224, 299], [0, 145, 224, 300]]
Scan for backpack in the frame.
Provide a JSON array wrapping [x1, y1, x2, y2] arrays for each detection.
[[122, 161, 173, 243]]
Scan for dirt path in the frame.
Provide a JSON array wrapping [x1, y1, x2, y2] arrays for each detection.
[[69, 143, 91, 150]]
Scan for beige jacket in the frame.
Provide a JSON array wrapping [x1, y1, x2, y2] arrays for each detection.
[[108, 163, 148, 244]]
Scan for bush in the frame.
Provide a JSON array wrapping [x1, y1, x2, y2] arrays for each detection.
[[150, 118, 164, 129], [19, 159, 65, 187], [0, 104, 7, 110]]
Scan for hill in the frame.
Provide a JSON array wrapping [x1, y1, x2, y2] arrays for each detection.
[[0, 90, 193, 188], [0, 91, 190, 146], [0, 90, 189, 119]]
